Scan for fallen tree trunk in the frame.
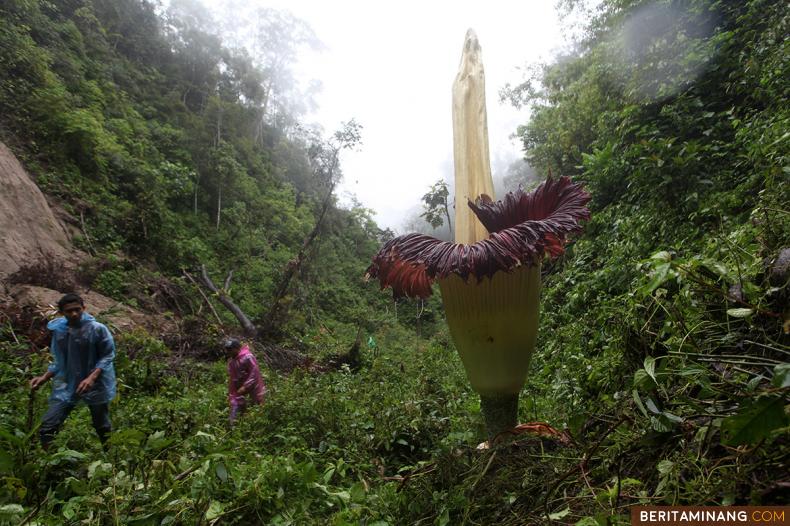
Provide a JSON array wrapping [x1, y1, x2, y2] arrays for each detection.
[[255, 341, 314, 373], [262, 186, 333, 336], [197, 265, 257, 337], [260, 121, 363, 337], [191, 265, 318, 373]]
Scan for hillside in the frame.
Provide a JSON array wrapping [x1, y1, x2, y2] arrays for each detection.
[[0, 141, 75, 279], [0, 0, 788, 524]]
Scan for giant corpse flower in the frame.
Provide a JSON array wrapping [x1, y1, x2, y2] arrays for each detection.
[[367, 30, 590, 443], [367, 177, 590, 441]]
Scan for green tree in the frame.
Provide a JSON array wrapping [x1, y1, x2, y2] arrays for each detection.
[[419, 179, 453, 237]]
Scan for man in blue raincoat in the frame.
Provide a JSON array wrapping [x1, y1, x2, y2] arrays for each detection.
[[29, 293, 117, 449]]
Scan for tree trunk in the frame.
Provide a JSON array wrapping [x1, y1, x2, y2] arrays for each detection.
[[193, 173, 200, 215], [198, 265, 257, 337], [254, 82, 272, 146], [262, 184, 334, 333], [215, 104, 223, 230], [216, 184, 222, 230], [192, 266, 316, 372], [443, 202, 453, 237]]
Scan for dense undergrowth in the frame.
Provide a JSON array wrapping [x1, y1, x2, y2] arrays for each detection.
[[0, 0, 788, 524], [1, 238, 787, 525], [0, 323, 475, 525]]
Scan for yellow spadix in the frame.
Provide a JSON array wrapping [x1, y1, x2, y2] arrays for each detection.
[[451, 29, 495, 246]]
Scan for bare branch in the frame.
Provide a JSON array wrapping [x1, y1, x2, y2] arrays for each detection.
[[182, 269, 223, 325], [197, 265, 257, 337]]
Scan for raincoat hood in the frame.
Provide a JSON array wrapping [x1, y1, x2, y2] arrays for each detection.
[[47, 312, 97, 331]]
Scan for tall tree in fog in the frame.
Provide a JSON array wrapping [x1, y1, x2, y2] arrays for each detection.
[[217, 2, 323, 141], [420, 180, 453, 237], [165, 0, 223, 110]]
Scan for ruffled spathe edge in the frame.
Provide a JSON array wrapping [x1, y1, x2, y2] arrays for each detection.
[[366, 176, 591, 299]]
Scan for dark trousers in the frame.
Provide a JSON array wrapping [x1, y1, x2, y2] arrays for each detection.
[[39, 400, 111, 446]]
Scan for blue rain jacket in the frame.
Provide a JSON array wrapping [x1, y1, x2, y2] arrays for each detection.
[[46, 312, 116, 404]]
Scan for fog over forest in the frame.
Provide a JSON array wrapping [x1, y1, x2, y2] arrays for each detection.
[[196, 0, 571, 231]]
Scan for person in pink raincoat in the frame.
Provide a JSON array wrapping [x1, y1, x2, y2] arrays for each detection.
[[224, 338, 266, 424]]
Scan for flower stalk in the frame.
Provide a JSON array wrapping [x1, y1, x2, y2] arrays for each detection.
[[479, 394, 519, 440]]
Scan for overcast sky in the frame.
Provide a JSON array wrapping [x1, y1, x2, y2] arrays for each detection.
[[230, 1, 571, 230]]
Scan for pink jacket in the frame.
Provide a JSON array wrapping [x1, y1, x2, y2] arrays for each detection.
[[228, 346, 266, 405]]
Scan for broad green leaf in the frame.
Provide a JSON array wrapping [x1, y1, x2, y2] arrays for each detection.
[[88, 460, 112, 479], [747, 375, 763, 392], [662, 411, 683, 424], [651, 416, 671, 433], [679, 365, 707, 377], [641, 263, 671, 296], [654, 412, 683, 432], [633, 369, 652, 389], [726, 308, 753, 318], [632, 390, 649, 418], [215, 462, 228, 483], [62, 501, 76, 520], [549, 507, 570, 520], [655, 413, 684, 432], [772, 363, 790, 388], [657, 460, 674, 475], [350, 481, 366, 503], [49, 449, 87, 465], [645, 398, 661, 414], [702, 259, 729, 277], [644, 357, 657, 384], [205, 500, 225, 521], [0, 504, 24, 519], [67, 476, 88, 495], [620, 478, 643, 488], [146, 431, 175, 452], [721, 396, 789, 445], [108, 428, 146, 447], [88, 460, 102, 479], [326, 489, 350, 503]]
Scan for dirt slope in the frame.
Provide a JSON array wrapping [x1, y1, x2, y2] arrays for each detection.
[[0, 141, 170, 333], [0, 141, 76, 278]]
